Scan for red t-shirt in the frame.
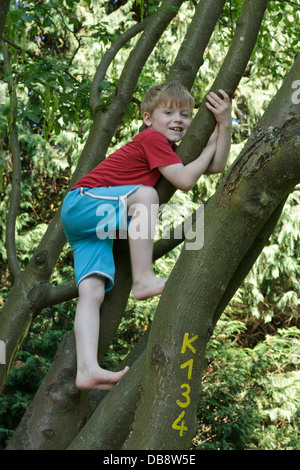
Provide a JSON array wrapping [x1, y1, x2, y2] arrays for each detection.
[[72, 129, 182, 189]]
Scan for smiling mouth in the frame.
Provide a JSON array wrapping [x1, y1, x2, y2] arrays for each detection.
[[169, 127, 183, 132]]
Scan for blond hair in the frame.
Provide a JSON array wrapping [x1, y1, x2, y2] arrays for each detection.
[[141, 82, 194, 117]]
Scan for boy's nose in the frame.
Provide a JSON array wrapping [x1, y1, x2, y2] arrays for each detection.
[[173, 113, 182, 122]]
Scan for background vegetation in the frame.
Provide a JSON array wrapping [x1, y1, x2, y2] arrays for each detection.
[[0, 0, 299, 449]]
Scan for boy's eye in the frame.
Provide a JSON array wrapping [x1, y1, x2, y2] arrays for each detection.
[[181, 110, 190, 117]]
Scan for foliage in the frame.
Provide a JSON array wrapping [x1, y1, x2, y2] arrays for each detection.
[[195, 318, 300, 450], [242, 190, 300, 322]]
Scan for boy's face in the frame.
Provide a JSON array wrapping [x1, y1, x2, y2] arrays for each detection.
[[143, 101, 191, 144]]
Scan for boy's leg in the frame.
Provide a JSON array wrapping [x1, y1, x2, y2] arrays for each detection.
[[74, 275, 128, 391], [127, 186, 167, 300]]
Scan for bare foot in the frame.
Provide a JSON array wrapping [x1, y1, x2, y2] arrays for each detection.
[[75, 366, 129, 391], [132, 275, 167, 300]]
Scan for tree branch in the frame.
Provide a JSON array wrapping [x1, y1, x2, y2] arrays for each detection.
[[0, 39, 22, 279], [0, 0, 10, 39], [90, 17, 150, 115], [168, 0, 227, 88], [211, 196, 288, 329]]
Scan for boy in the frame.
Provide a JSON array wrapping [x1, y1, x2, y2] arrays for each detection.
[[61, 83, 232, 391]]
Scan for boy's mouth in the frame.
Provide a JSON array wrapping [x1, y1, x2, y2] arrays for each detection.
[[169, 127, 183, 132]]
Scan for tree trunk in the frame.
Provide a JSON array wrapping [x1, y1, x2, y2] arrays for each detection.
[[67, 54, 300, 449], [121, 53, 300, 450]]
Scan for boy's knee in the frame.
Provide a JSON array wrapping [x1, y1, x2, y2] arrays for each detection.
[[78, 276, 105, 305]]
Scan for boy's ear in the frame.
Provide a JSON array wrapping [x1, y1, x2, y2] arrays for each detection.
[[143, 112, 152, 128]]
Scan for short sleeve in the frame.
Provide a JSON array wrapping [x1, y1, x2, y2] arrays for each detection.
[[139, 130, 183, 169]]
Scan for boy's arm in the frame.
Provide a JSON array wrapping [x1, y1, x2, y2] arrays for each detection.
[[159, 89, 231, 191], [204, 90, 232, 174], [158, 126, 218, 191]]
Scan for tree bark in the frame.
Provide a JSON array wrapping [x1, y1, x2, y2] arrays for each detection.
[[0, 0, 10, 40], [167, 0, 227, 88]]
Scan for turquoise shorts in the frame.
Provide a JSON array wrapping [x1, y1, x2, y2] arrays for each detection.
[[61, 185, 140, 292]]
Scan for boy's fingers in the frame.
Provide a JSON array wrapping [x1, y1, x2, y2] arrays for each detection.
[[207, 92, 220, 102], [207, 91, 229, 108], [208, 90, 230, 104], [205, 101, 216, 111], [206, 94, 220, 110], [218, 89, 230, 101], [206, 91, 231, 118]]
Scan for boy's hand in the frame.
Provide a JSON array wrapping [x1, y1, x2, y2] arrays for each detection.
[[205, 90, 232, 127]]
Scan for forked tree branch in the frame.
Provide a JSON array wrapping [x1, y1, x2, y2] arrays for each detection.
[[67, 55, 300, 451], [122, 60, 300, 453], [6, 0, 296, 452]]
